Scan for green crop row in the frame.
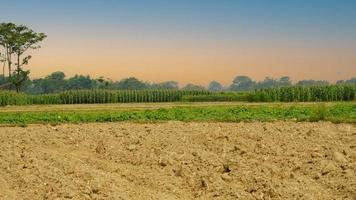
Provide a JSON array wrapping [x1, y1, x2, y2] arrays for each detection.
[[0, 90, 211, 106], [248, 85, 356, 102], [1, 84, 355, 106], [0, 103, 355, 125]]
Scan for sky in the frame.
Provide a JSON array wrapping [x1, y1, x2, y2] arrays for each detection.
[[1, 0, 356, 85]]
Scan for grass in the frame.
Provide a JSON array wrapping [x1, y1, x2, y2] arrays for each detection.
[[0, 102, 355, 125]]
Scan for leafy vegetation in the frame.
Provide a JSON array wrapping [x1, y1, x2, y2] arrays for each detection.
[[1, 70, 356, 95], [0, 103, 354, 125], [248, 85, 356, 102], [0, 89, 211, 106], [1, 84, 355, 106], [0, 22, 46, 91]]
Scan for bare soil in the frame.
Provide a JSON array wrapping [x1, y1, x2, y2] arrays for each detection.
[[0, 122, 355, 200]]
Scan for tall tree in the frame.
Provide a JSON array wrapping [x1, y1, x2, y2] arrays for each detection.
[[0, 51, 5, 80], [0, 23, 46, 92], [12, 24, 46, 92], [0, 23, 16, 79]]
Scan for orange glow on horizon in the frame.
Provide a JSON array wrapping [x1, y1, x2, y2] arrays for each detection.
[[25, 32, 356, 86]]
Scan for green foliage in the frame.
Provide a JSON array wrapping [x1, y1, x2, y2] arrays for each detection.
[[150, 81, 179, 90], [208, 81, 223, 91], [229, 76, 255, 91], [309, 104, 327, 122], [0, 22, 46, 91], [0, 90, 28, 106], [296, 80, 329, 86], [248, 85, 356, 102], [1, 84, 355, 106], [182, 83, 206, 91], [0, 89, 211, 106], [113, 77, 148, 90], [0, 103, 354, 125]]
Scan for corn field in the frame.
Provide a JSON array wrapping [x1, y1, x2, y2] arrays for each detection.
[[0, 89, 211, 106], [247, 85, 356, 102], [1, 85, 355, 106]]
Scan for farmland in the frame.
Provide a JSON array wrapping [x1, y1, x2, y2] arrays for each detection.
[[1, 93, 355, 198], [1, 85, 355, 106], [0, 92, 355, 199], [1, 3, 356, 199], [1, 121, 355, 199]]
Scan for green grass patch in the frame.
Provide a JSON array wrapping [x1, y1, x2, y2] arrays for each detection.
[[0, 103, 355, 125]]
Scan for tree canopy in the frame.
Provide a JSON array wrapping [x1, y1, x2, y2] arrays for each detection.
[[208, 81, 223, 91], [0, 22, 46, 91]]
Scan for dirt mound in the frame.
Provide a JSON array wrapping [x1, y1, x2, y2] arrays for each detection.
[[0, 122, 355, 199]]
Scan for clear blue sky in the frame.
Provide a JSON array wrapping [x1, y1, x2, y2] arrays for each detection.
[[1, 0, 355, 84]]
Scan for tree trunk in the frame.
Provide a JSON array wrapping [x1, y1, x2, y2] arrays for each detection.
[[2, 61, 5, 80], [15, 53, 20, 92], [7, 49, 11, 78]]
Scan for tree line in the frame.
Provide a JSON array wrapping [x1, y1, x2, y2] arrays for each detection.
[[0, 70, 355, 94], [1, 22, 355, 94]]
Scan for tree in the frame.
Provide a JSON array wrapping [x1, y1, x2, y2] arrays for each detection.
[[114, 77, 148, 90], [95, 76, 112, 89], [337, 77, 356, 85], [40, 71, 67, 93], [0, 51, 5, 79], [278, 76, 292, 87], [0, 23, 16, 79], [229, 75, 255, 91], [256, 77, 277, 89], [208, 81, 223, 91], [182, 83, 206, 91], [151, 81, 179, 90], [0, 71, 5, 85], [66, 75, 96, 90], [0, 22, 46, 92], [296, 80, 329, 86]]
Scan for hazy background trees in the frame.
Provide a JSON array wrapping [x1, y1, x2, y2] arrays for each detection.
[[229, 76, 255, 91], [1, 22, 355, 94], [208, 81, 223, 91], [295, 80, 329, 86], [182, 83, 206, 91], [1, 70, 355, 94], [337, 78, 356, 85], [150, 81, 179, 90]]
